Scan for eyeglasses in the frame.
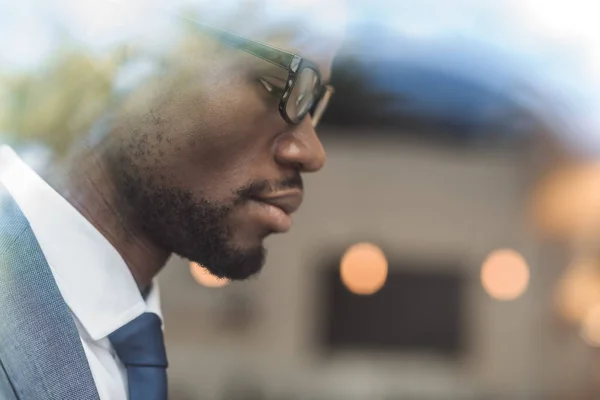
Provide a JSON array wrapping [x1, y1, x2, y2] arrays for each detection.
[[189, 19, 334, 128]]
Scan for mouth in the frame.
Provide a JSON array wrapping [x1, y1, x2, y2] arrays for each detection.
[[250, 190, 304, 233], [253, 190, 304, 215]]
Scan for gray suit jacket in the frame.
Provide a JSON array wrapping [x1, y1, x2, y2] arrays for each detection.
[[0, 186, 100, 400]]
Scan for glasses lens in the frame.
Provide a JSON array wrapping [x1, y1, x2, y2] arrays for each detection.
[[310, 86, 334, 128], [286, 67, 319, 123]]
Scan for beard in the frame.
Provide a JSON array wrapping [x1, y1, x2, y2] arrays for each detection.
[[122, 180, 266, 281], [107, 146, 302, 281], [115, 170, 267, 281]]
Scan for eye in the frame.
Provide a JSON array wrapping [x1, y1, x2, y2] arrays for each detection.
[[259, 77, 285, 95]]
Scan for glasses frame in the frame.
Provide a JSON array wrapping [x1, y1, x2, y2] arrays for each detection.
[[192, 21, 334, 127]]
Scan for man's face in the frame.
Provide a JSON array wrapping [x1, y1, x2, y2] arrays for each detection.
[[107, 25, 339, 281]]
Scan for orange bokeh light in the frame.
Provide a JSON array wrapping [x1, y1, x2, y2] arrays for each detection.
[[481, 249, 530, 301], [582, 304, 600, 347], [190, 262, 229, 288], [340, 242, 388, 295], [531, 163, 600, 238], [555, 258, 600, 323]]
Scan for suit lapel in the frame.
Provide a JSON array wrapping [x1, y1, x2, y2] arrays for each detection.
[[0, 188, 100, 400]]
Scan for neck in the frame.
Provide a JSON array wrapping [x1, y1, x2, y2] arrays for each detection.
[[50, 147, 169, 292]]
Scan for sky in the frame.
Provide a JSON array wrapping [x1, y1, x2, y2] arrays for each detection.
[[1, 0, 600, 153]]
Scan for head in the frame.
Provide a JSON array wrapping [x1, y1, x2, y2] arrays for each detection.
[[101, 0, 346, 281]]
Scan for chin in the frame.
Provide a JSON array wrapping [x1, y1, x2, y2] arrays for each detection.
[[199, 242, 267, 281]]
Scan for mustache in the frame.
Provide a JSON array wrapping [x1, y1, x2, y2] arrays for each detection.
[[235, 173, 303, 202]]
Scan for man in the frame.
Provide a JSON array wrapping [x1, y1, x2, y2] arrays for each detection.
[[0, 1, 345, 399]]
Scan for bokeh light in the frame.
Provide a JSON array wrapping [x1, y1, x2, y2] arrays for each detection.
[[481, 249, 530, 301], [190, 262, 229, 288], [531, 163, 600, 239], [555, 257, 600, 323], [581, 303, 600, 347], [340, 242, 388, 295]]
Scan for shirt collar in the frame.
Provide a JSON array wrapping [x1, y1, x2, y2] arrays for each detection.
[[0, 145, 161, 340]]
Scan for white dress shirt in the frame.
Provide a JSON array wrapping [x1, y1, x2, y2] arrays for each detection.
[[0, 145, 162, 400]]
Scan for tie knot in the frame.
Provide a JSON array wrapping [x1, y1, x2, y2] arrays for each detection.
[[109, 312, 168, 368]]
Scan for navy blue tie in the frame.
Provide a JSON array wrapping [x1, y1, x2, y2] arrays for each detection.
[[109, 313, 168, 400]]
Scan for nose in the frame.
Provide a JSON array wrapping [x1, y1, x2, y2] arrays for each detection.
[[274, 116, 326, 173]]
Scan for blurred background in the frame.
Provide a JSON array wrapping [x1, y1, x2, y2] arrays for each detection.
[[3, 0, 600, 399]]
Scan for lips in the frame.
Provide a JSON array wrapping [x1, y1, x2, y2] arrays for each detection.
[[249, 190, 304, 233], [252, 190, 304, 216]]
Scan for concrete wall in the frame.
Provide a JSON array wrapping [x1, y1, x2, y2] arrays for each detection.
[[158, 131, 581, 399]]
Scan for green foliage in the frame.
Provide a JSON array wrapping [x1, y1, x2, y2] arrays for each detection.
[[0, 47, 128, 157]]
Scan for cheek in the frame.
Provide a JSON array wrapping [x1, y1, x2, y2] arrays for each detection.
[[174, 137, 265, 201], [129, 71, 286, 198], [145, 126, 267, 202], [174, 95, 283, 183]]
